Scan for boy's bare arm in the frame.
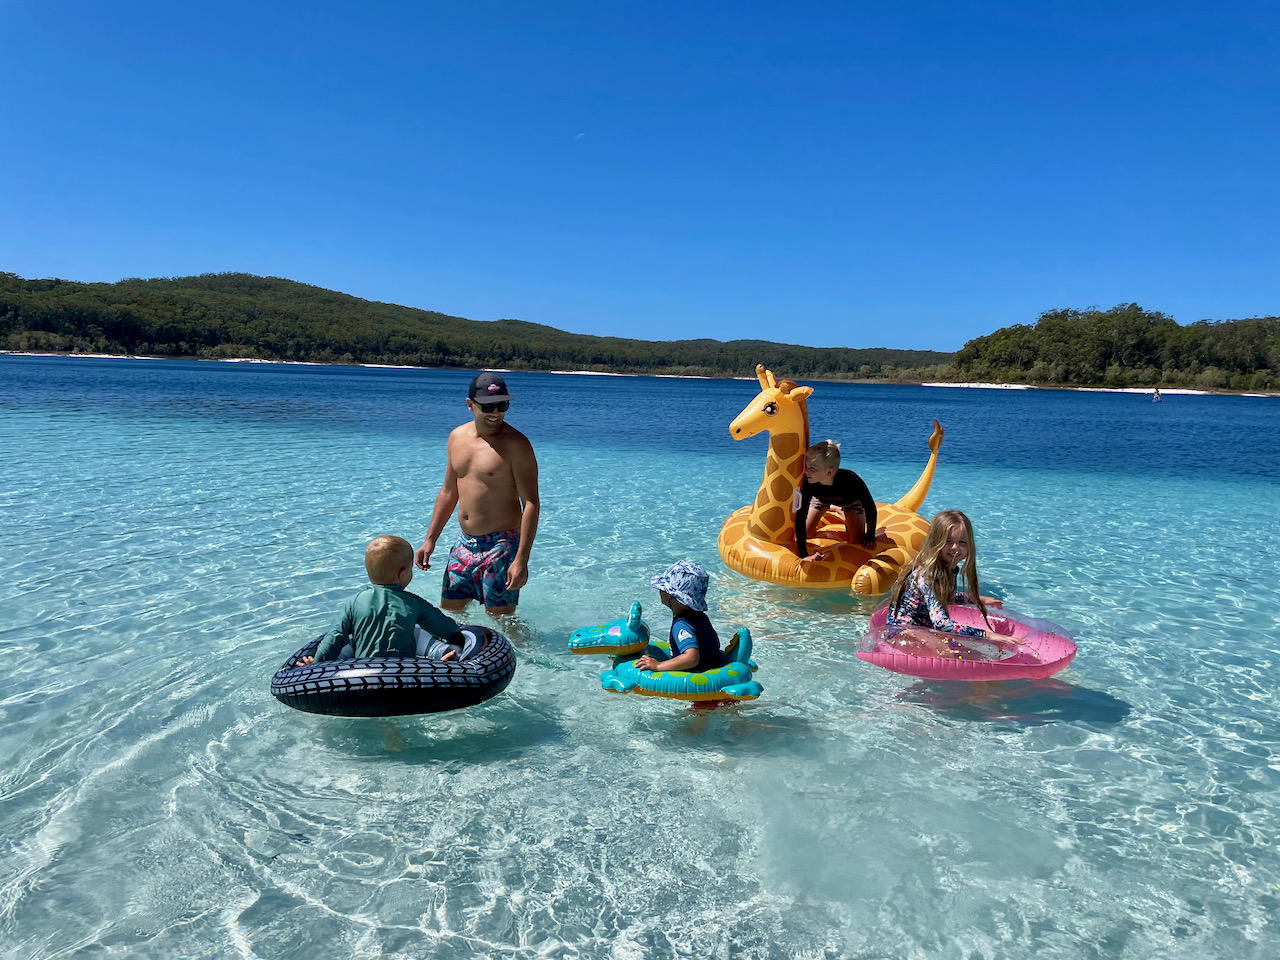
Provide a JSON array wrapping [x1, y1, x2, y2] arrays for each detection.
[[842, 505, 875, 546], [635, 648, 699, 672]]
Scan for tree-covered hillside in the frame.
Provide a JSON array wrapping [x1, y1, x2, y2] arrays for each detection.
[[3, 273, 1276, 388], [954, 304, 1278, 390], [0, 272, 950, 379]]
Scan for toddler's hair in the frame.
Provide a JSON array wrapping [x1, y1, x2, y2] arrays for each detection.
[[887, 509, 988, 623], [806, 440, 841, 470], [365, 535, 413, 584]]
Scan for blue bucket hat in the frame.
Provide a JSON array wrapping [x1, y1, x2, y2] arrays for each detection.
[[650, 560, 709, 612]]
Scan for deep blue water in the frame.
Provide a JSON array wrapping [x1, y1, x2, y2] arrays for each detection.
[[2, 355, 1278, 959]]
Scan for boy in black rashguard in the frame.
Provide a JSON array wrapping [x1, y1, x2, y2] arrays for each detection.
[[795, 440, 877, 560]]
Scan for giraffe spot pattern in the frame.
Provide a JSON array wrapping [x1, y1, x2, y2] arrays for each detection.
[[772, 434, 800, 459], [758, 505, 786, 532], [769, 473, 794, 507]]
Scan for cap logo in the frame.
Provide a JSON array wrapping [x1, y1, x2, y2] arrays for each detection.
[[487, 384, 500, 394]]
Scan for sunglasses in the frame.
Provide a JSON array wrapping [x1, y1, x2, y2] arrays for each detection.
[[475, 400, 510, 413]]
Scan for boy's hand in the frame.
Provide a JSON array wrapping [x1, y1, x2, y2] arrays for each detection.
[[634, 655, 660, 671], [298, 655, 314, 666]]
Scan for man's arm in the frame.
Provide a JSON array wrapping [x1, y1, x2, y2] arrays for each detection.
[[505, 436, 540, 590], [416, 451, 460, 570]]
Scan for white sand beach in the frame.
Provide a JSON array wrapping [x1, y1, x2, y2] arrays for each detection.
[[922, 381, 1034, 390]]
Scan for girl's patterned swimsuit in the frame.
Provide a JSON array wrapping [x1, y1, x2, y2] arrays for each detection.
[[888, 568, 986, 639]]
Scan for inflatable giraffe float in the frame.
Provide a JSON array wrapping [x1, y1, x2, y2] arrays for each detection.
[[717, 364, 944, 596]]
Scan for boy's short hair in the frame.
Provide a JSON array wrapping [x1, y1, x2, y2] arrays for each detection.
[[365, 535, 413, 584], [806, 440, 841, 470]]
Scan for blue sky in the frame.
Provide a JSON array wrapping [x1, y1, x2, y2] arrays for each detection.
[[3, 1, 1277, 350]]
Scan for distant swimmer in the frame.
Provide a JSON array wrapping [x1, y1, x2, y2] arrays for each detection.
[[1153, 388, 1162, 402]]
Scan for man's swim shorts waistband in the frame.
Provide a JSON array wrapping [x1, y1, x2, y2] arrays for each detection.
[[456, 529, 520, 549]]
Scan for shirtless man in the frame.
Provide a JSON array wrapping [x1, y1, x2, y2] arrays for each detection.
[[415, 372, 540, 616]]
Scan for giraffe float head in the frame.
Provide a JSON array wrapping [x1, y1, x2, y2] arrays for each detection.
[[729, 364, 813, 444], [728, 365, 814, 544]]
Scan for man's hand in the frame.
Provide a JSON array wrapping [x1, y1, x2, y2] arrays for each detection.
[[506, 556, 529, 590], [415, 539, 435, 571]]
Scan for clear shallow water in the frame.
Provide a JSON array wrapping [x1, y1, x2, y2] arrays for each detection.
[[2, 355, 1278, 959]]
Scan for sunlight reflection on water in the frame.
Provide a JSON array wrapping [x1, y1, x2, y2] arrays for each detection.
[[2, 356, 1278, 959]]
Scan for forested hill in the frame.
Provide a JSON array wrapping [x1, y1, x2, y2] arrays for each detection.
[[955, 304, 1279, 391], [3, 272, 1276, 388], [0, 272, 950, 379]]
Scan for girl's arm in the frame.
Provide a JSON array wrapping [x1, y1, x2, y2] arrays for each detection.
[[953, 589, 1002, 610], [920, 578, 988, 640]]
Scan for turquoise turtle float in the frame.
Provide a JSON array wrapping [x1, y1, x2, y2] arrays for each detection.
[[568, 602, 763, 702]]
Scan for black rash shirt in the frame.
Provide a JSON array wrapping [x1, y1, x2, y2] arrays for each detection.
[[794, 469, 876, 556]]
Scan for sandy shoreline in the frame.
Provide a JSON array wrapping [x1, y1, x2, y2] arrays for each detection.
[[922, 381, 1033, 390], [2, 350, 1275, 396]]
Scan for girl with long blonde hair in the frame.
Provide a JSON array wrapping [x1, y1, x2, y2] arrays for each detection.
[[886, 509, 1000, 642]]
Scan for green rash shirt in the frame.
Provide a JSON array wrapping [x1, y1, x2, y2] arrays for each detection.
[[314, 584, 461, 662]]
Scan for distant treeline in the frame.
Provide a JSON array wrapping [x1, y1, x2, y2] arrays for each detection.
[[0, 272, 949, 380], [2, 272, 1276, 388], [956, 304, 1279, 390]]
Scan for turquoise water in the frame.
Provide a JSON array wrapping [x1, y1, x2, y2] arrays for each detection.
[[2, 355, 1278, 959]]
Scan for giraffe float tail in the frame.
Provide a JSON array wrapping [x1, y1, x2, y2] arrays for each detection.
[[893, 420, 944, 514]]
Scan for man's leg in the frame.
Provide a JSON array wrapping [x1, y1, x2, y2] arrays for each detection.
[[480, 531, 521, 618], [440, 537, 480, 613]]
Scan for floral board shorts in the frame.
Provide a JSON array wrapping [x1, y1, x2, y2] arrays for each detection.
[[442, 529, 521, 609]]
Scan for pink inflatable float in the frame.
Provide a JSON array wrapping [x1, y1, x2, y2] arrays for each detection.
[[857, 604, 1077, 681]]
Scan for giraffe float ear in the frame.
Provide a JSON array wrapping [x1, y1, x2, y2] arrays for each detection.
[[790, 386, 814, 401]]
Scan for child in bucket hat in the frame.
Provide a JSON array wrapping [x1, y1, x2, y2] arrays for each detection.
[[635, 560, 726, 674]]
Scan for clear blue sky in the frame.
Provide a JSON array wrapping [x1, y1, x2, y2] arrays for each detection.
[[3, 1, 1277, 350]]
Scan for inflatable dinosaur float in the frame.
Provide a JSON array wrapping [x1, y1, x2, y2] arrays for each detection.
[[568, 602, 763, 702], [717, 364, 944, 596]]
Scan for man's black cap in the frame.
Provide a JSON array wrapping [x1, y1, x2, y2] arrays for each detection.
[[469, 371, 513, 403]]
